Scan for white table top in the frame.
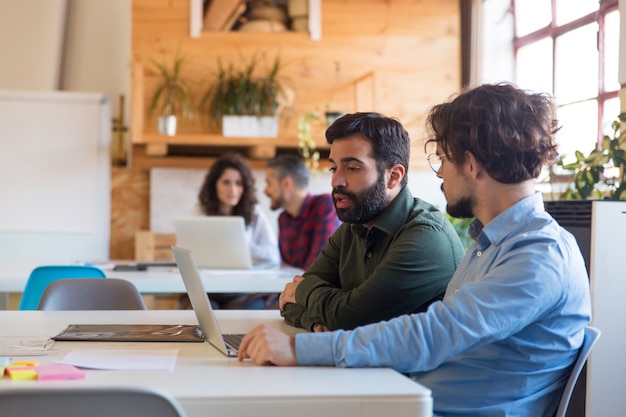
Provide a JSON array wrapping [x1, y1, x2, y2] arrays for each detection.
[[0, 310, 432, 417], [0, 260, 301, 294]]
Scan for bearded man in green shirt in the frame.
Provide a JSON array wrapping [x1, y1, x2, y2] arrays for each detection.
[[279, 112, 464, 331]]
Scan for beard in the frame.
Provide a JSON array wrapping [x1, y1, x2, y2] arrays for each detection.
[[333, 174, 389, 224], [269, 192, 286, 211], [446, 195, 475, 219]]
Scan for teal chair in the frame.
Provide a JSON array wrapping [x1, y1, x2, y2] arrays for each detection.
[[18, 265, 106, 310]]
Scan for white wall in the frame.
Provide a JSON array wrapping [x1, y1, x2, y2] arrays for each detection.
[[0, 0, 131, 120], [61, 0, 131, 121], [0, 0, 68, 90]]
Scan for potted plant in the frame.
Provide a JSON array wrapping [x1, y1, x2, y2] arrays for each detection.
[[556, 113, 626, 200], [202, 53, 293, 137], [149, 55, 194, 136]]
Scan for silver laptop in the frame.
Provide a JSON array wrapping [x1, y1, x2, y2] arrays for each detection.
[[173, 216, 253, 269], [171, 245, 244, 357]]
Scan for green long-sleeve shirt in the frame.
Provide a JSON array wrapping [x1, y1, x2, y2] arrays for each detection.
[[281, 186, 465, 331]]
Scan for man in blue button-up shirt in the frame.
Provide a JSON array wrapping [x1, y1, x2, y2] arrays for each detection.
[[238, 83, 592, 417]]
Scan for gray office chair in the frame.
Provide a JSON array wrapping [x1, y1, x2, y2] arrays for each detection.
[[554, 326, 601, 417], [37, 278, 147, 310], [0, 386, 187, 417]]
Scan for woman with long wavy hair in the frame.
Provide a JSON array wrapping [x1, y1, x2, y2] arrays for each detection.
[[179, 153, 280, 309]]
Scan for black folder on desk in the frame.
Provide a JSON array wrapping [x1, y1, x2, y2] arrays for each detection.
[[113, 262, 177, 271], [52, 324, 204, 342]]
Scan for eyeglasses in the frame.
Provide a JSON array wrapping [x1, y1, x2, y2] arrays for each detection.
[[427, 153, 451, 173]]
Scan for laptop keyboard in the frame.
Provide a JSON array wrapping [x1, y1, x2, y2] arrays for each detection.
[[223, 334, 244, 350]]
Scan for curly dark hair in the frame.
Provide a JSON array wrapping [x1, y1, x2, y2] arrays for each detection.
[[198, 153, 258, 226], [325, 112, 410, 187], [425, 82, 560, 183]]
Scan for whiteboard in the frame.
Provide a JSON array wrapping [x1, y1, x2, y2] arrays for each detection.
[[0, 90, 111, 262]]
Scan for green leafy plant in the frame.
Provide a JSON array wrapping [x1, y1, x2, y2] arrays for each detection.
[[557, 113, 626, 200], [445, 213, 474, 250], [297, 112, 321, 171], [202, 53, 293, 123], [149, 55, 194, 118]]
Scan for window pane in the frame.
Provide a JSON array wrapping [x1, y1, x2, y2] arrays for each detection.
[[516, 38, 553, 94], [554, 24, 598, 104], [556, 101, 598, 164], [603, 10, 620, 92], [516, 0, 551, 37], [602, 97, 620, 137], [555, 0, 598, 25]]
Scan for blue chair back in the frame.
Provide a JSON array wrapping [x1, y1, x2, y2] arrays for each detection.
[[554, 326, 601, 417], [18, 265, 106, 310]]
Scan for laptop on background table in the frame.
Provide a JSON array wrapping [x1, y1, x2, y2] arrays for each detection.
[[173, 216, 253, 269], [171, 245, 245, 357]]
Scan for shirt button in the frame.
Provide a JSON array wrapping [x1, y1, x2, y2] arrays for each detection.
[[454, 289, 459, 294], [367, 252, 373, 258], [476, 251, 482, 257]]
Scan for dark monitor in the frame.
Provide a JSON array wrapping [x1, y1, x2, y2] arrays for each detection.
[[544, 200, 592, 274]]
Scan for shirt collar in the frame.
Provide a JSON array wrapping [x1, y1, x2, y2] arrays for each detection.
[[469, 192, 545, 247]]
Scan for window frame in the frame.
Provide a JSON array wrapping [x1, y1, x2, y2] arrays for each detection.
[[512, 0, 619, 148]]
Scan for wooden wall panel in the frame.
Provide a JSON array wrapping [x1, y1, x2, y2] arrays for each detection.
[[110, 167, 150, 260], [131, 0, 461, 171]]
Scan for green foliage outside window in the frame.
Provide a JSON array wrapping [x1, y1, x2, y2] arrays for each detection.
[[557, 113, 626, 200]]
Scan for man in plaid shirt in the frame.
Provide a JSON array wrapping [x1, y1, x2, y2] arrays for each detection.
[[264, 155, 341, 270]]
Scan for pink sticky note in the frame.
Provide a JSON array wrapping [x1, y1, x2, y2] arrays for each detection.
[[33, 364, 85, 381]]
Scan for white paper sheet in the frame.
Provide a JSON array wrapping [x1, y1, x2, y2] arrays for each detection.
[[57, 349, 178, 371]]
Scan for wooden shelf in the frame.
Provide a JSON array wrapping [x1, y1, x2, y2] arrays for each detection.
[[131, 133, 329, 170], [138, 132, 310, 146]]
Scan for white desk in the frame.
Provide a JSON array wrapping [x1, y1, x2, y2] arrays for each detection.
[[0, 261, 301, 309], [0, 310, 432, 417]]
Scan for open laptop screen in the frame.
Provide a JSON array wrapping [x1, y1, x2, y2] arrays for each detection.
[[173, 216, 253, 269]]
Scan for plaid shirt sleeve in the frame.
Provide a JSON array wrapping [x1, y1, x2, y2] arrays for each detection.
[[302, 195, 340, 268], [278, 194, 340, 270]]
